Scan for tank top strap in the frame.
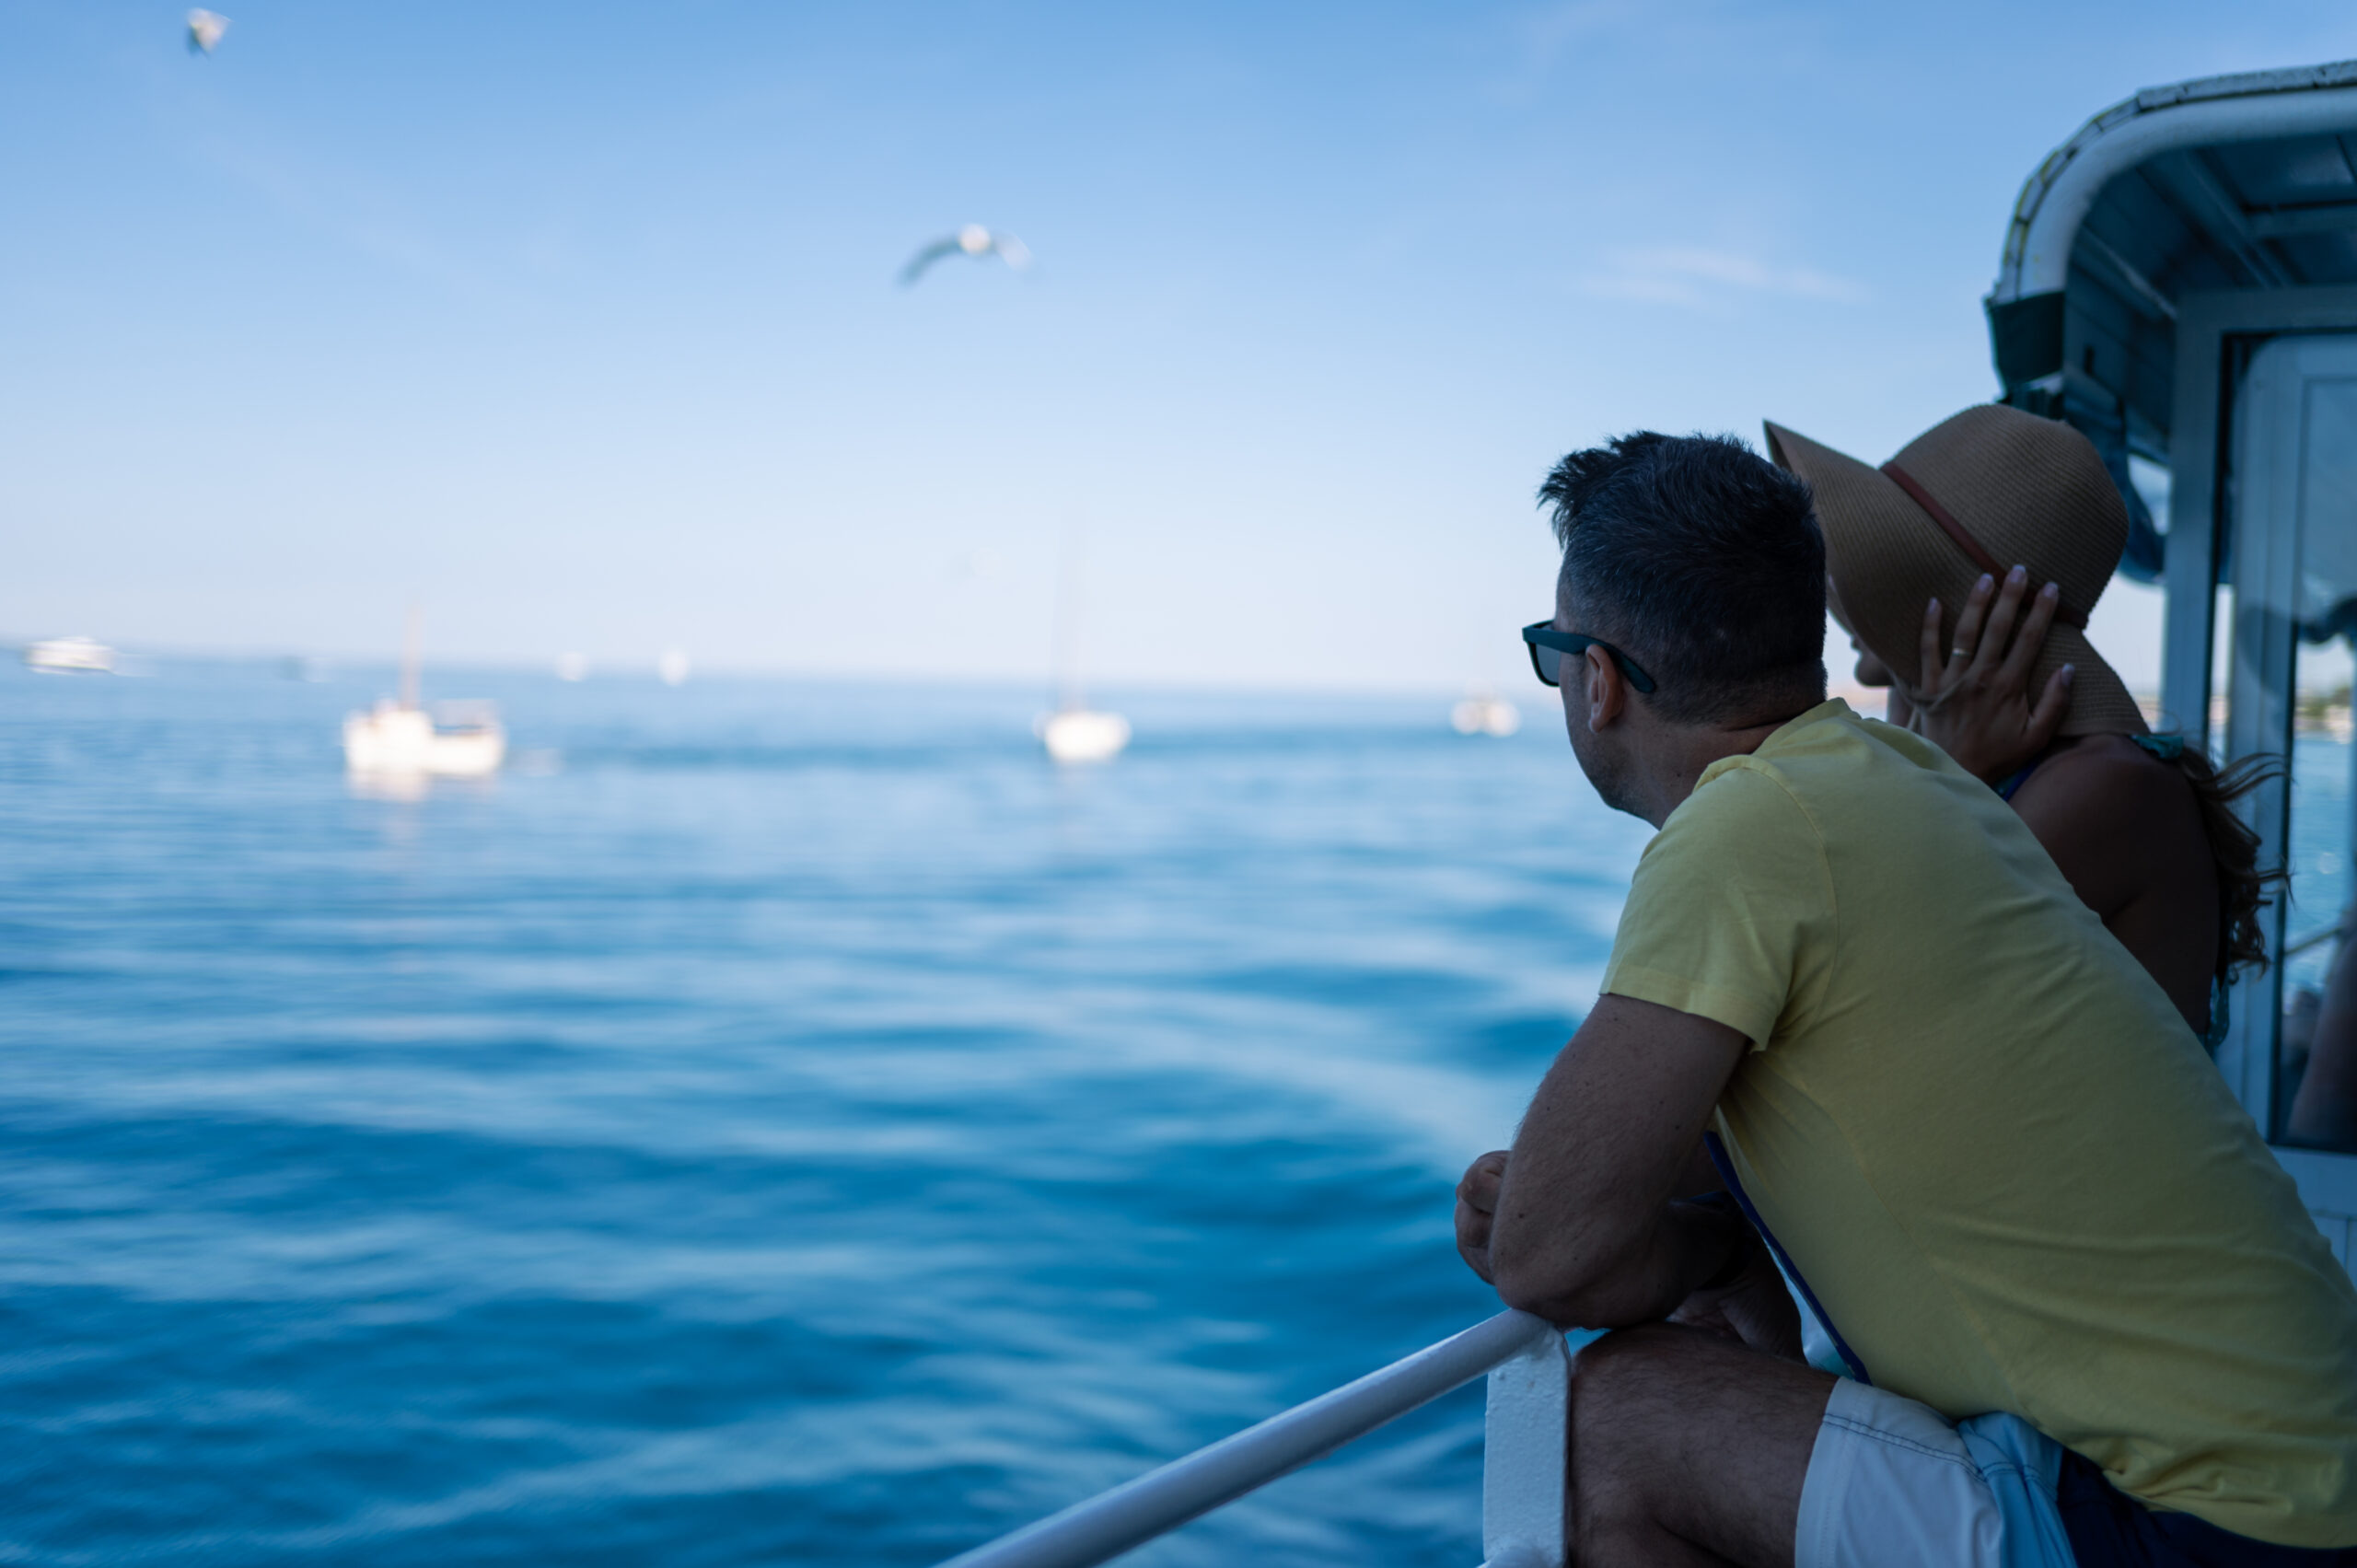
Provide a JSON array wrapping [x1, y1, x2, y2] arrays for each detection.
[[1996, 748, 2052, 802]]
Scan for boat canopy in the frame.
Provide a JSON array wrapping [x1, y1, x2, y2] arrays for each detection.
[[1987, 61, 2357, 578]]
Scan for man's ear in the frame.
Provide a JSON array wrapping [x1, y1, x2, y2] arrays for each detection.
[[1584, 645, 1626, 733]]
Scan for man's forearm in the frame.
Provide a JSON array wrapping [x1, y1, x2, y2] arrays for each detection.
[[1481, 995, 1754, 1325], [1493, 1195, 1747, 1327]]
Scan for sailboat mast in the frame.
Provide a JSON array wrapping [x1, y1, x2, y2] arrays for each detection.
[[1052, 527, 1085, 713], [400, 604, 423, 712]]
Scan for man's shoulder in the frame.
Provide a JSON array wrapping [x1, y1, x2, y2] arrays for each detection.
[[1646, 753, 1832, 892], [1743, 703, 2002, 816], [1677, 753, 1822, 839], [1687, 705, 1903, 826], [1672, 705, 2021, 898]]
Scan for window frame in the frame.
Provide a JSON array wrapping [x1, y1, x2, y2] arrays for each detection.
[[2172, 285, 2357, 1244]]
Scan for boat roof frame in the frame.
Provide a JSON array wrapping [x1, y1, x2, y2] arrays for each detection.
[[1991, 60, 2357, 309], [1982, 60, 2357, 584]]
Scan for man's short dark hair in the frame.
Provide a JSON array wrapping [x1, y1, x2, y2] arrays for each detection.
[[1539, 432, 1826, 725]]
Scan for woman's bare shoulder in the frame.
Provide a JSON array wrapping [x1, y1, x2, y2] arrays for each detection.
[[2026, 733, 2180, 788], [2010, 735, 2205, 912]]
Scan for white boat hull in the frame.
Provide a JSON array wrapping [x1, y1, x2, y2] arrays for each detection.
[[25, 636, 114, 674], [1037, 708, 1131, 764], [343, 703, 505, 777]]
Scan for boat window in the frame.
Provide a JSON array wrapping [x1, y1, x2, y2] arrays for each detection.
[[2128, 455, 2171, 542], [2243, 339, 2357, 1152]]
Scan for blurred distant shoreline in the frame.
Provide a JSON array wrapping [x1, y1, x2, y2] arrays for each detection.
[[14, 652, 2338, 738]]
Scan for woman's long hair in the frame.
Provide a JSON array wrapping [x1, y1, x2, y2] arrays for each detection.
[[2171, 748, 2288, 982]]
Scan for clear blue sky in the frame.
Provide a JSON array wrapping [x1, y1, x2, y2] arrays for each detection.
[[6, 1, 2355, 691]]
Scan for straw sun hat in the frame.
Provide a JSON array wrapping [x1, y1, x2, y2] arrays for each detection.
[[1763, 403, 2149, 738]]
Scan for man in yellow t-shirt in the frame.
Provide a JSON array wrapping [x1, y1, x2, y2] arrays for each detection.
[[1451, 431, 2357, 1568]]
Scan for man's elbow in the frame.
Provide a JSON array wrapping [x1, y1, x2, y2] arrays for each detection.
[[1492, 1268, 1577, 1322], [1493, 1270, 1612, 1326], [1490, 1233, 1618, 1326]]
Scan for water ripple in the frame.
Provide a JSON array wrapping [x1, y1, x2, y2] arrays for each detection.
[[0, 665, 1645, 1565]]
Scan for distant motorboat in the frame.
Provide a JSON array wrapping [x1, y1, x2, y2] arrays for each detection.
[[1451, 689, 1521, 738], [24, 635, 114, 674], [1037, 706, 1132, 764], [343, 609, 505, 779]]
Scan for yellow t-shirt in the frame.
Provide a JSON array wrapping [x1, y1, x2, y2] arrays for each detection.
[[1601, 699, 2357, 1548]]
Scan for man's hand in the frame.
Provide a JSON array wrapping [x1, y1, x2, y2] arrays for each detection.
[[1666, 1207, 1805, 1362], [1455, 1150, 1510, 1284]]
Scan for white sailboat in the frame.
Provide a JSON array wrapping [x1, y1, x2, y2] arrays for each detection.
[[343, 609, 505, 778], [1036, 529, 1130, 765]]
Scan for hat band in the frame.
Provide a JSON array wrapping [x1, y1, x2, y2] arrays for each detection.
[[1879, 460, 2089, 631]]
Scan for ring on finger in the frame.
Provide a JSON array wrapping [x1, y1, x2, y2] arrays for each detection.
[[1950, 645, 1971, 659]]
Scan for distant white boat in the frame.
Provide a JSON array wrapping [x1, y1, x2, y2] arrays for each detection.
[[1451, 689, 1521, 738], [1037, 707, 1132, 764], [1037, 528, 1129, 765], [343, 701, 506, 776], [24, 635, 114, 674], [343, 610, 505, 779]]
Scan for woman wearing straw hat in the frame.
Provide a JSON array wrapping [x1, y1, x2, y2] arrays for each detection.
[[1764, 403, 2275, 1042]]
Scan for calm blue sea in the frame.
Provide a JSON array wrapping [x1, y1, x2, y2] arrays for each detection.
[[0, 662, 1655, 1567]]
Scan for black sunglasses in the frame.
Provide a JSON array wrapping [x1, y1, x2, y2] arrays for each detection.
[[1521, 622, 1657, 693]]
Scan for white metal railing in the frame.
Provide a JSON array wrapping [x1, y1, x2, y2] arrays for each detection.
[[933, 1309, 1576, 1568]]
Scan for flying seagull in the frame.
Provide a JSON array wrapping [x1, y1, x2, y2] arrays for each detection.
[[900, 224, 1032, 287], [187, 9, 230, 53]]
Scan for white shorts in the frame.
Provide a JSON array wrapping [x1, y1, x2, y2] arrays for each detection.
[[1797, 1377, 2077, 1568]]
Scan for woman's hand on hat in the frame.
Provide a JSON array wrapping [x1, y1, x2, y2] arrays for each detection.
[[1911, 566, 2076, 785]]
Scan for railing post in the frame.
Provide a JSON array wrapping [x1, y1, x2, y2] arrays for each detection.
[[1480, 1324, 1573, 1568]]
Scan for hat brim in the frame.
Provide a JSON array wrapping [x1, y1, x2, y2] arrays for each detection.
[[1764, 419, 2148, 738]]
